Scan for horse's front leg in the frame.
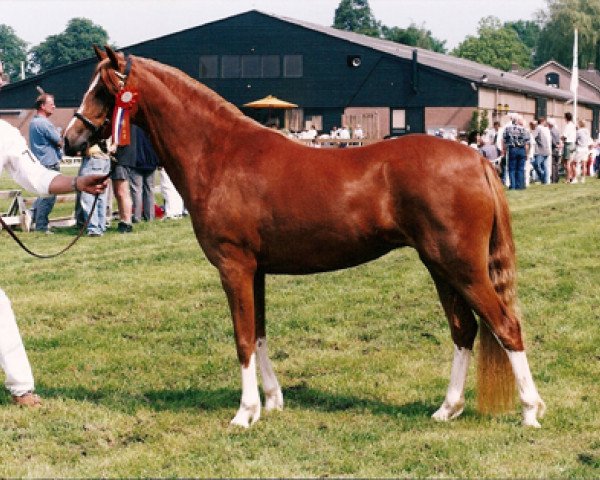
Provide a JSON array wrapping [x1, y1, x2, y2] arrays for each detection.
[[218, 255, 261, 428]]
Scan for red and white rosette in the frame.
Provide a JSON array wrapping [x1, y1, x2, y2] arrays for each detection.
[[112, 87, 138, 146]]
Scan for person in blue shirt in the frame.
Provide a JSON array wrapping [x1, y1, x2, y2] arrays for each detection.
[[29, 93, 63, 233], [502, 115, 531, 190]]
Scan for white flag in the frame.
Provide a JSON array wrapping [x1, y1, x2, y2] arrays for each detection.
[[570, 29, 578, 94]]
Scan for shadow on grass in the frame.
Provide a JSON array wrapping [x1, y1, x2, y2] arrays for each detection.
[[2, 382, 436, 419]]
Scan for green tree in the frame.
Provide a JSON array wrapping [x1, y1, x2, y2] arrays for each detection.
[[381, 23, 447, 53], [0, 24, 28, 82], [29, 17, 109, 73], [333, 0, 381, 37], [534, 0, 600, 68], [451, 16, 532, 70], [468, 109, 489, 140], [505, 20, 541, 50]]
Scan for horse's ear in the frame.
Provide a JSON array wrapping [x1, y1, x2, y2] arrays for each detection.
[[105, 45, 120, 71], [93, 45, 106, 61]]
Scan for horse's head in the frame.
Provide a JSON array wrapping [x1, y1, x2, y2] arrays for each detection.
[[64, 45, 133, 155]]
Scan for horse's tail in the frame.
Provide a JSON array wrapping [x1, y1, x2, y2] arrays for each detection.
[[477, 160, 516, 414]]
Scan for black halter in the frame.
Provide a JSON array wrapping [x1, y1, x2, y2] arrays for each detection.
[[74, 112, 109, 137]]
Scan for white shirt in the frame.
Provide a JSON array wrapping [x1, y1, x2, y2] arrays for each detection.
[[563, 121, 576, 143], [0, 120, 60, 195], [338, 127, 351, 139]]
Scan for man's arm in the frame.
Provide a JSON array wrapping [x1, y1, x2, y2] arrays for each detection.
[[48, 174, 108, 195]]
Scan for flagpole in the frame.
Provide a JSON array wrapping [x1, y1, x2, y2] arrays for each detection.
[[570, 28, 579, 126]]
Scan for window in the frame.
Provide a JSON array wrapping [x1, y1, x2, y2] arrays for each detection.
[[222, 55, 241, 78], [242, 55, 261, 78], [546, 72, 559, 88], [285, 108, 303, 132], [392, 109, 406, 129], [199, 55, 218, 79], [284, 55, 303, 78], [262, 55, 280, 78], [304, 115, 323, 131], [535, 97, 547, 119]]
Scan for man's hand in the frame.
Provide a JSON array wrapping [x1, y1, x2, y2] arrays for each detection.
[[76, 174, 109, 195]]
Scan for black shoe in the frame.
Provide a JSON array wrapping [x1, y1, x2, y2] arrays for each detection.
[[117, 221, 133, 233]]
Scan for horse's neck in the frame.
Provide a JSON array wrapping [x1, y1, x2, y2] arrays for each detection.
[[136, 60, 248, 143], [133, 60, 253, 195]]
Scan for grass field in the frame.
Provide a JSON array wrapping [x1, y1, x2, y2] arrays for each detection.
[[0, 174, 598, 477]]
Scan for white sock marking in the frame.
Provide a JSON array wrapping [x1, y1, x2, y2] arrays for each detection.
[[230, 353, 261, 428], [506, 350, 545, 427], [433, 345, 471, 421], [256, 337, 283, 411]]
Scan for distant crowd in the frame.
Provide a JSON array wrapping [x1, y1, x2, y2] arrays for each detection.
[[466, 112, 597, 188]]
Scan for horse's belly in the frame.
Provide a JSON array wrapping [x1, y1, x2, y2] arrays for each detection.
[[260, 235, 399, 274]]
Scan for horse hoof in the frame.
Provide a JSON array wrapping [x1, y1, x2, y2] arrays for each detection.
[[264, 389, 284, 412], [522, 397, 545, 428], [432, 399, 464, 421], [522, 416, 542, 428], [230, 403, 261, 428]]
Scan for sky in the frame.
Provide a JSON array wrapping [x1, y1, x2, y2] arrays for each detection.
[[1, 0, 548, 51]]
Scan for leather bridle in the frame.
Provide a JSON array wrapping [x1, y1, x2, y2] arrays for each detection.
[[72, 55, 134, 144], [73, 112, 110, 141]]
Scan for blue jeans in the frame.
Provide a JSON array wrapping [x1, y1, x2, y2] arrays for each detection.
[[33, 163, 60, 231], [508, 147, 526, 190], [532, 154, 547, 183], [79, 156, 110, 234]]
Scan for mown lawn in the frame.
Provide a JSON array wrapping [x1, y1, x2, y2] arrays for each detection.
[[0, 173, 598, 477]]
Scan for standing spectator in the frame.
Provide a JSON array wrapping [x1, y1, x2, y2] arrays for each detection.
[[532, 117, 551, 185], [129, 126, 159, 222], [573, 120, 592, 184], [526, 121, 536, 186], [547, 118, 561, 183], [78, 143, 111, 236], [112, 127, 137, 233], [496, 116, 512, 187], [353, 124, 364, 139], [159, 168, 186, 219], [502, 115, 530, 190], [479, 137, 501, 175], [561, 112, 576, 183], [29, 92, 62, 234]]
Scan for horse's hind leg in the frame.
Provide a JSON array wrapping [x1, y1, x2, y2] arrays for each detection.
[[456, 272, 545, 427], [430, 273, 478, 422], [254, 271, 283, 412]]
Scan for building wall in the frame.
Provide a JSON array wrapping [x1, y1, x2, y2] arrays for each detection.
[[425, 107, 474, 135], [527, 64, 599, 100], [479, 87, 593, 132]]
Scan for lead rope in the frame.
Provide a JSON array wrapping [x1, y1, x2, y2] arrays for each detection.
[[0, 166, 113, 259]]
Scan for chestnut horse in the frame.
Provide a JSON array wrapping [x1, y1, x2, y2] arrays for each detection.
[[64, 47, 545, 428]]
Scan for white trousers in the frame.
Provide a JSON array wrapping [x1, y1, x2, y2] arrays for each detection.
[[159, 169, 185, 218], [0, 289, 34, 396]]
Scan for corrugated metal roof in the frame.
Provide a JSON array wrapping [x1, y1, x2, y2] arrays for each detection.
[[260, 10, 600, 106]]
